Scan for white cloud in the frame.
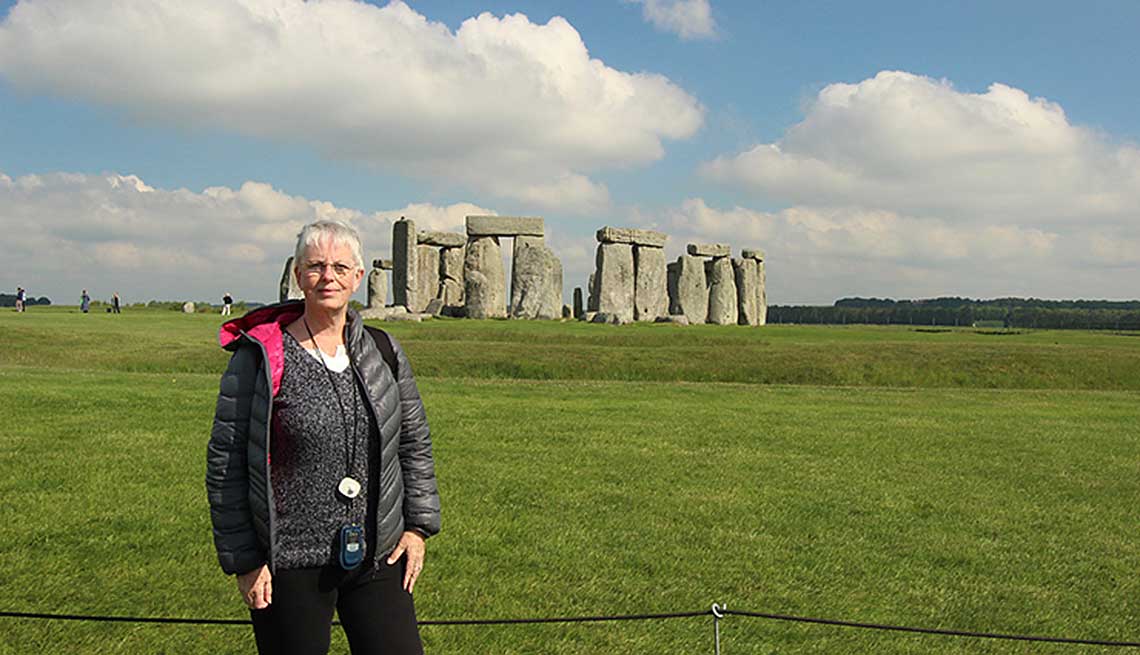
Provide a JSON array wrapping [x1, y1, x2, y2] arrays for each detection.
[[1, 171, 494, 303], [0, 0, 703, 213], [702, 71, 1140, 226], [643, 197, 1140, 303], [693, 71, 1140, 301], [662, 198, 1057, 265], [628, 0, 717, 40]]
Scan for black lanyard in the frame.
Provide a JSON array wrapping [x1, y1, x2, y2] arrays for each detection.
[[303, 318, 359, 520]]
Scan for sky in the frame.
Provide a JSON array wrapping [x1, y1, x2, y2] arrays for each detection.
[[2, 0, 1139, 306]]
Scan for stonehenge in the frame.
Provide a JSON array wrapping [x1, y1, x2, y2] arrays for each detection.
[[464, 235, 505, 318], [667, 255, 707, 324], [510, 235, 563, 320], [418, 231, 466, 248], [279, 256, 303, 302], [734, 250, 766, 326], [688, 244, 738, 326], [633, 246, 668, 321], [594, 242, 634, 323], [585, 230, 766, 326], [592, 227, 668, 323], [278, 218, 768, 327], [687, 243, 730, 258], [384, 218, 471, 316], [392, 218, 417, 310], [459, 215, 563, 320], [467, 215, 544, 237], [415, 244, 441, 312], [734, 258, 758, 325], [596, 227, 668, 248], [439, 247, 465, 308], [367, 259, 391, 309]]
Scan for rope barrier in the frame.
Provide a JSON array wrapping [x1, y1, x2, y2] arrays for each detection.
[[2, 606, 1138, 648], [0, 611, 250, 626], [0, 609, 706, 627], [722, 608, 1140, 648], [419, 610, 707, 625]]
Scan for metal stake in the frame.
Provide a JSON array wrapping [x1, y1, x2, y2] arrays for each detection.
[[712, 603, 726, 655]]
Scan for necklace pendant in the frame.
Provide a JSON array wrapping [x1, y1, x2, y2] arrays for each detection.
[[338, 476, 362, 499]]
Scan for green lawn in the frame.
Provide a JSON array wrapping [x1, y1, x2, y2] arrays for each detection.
[[0, 308, 1137, 653]]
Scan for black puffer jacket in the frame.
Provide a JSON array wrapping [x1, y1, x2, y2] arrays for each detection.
[[206, 301, 440, 575]]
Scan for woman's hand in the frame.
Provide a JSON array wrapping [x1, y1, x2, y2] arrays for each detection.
[[388, 531, 426, 593], [237, 565, 273, 610]]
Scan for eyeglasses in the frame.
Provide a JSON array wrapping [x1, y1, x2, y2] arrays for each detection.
[[302, 261, 357, 279]]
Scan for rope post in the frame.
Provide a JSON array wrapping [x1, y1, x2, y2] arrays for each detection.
[[711, 603, 726, 655]]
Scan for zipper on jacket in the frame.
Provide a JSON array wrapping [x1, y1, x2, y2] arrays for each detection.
[[242, 329, 278, 576]]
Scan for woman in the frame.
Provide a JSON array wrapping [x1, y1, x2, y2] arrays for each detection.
[[80, 289, 90, 313], [207, 220, 440, 654]]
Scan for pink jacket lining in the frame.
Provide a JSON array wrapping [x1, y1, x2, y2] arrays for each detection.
[[218, 303, 305, 398]]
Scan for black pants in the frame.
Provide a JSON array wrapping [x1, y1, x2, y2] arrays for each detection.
[[249, 557, 423, 655]]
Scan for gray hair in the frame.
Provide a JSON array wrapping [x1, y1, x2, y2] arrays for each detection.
[[293, 220, 364, 271]]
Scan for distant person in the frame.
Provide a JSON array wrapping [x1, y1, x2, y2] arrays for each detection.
[[112, 292, 121, 314], [207, 219, 440, 654], [15, 287, 25, 312], [221, 292, 234, 316], [81, 289, 91, 313]]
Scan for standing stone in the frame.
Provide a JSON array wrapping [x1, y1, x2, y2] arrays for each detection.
[[414, 245, 440, 313], [367, 267, 388, 309], [279, 256, 303, 302], [392, 218, 416, 310], [573, 287, 584, 319], [424, 298, 444, 316], [595, 243, 634, 323], [668, 255, 707, 324], [587, 272, 598, 312], [734, 258, 759, 326], [439, 246, 465, 309], [510, 236, 563, 320], [667, 261, 679, 313], [464, 236, 506, 319], [633, 246, 667, 321], [707, 257, 738, 325], [757, 257, 767, 326]]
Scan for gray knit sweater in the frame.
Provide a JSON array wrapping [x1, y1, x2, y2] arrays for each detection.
[[271, 332, 377, 569]]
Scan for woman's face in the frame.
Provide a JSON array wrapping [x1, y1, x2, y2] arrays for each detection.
[[295, 238, 364, 313]]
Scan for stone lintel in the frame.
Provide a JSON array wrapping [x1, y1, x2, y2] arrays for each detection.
[[372, 258, 393, 270], [417, 231, 466, 248], [466, 215, 544, 237], [595, 226, 667, 248], [741, 248, 765, 261], [687, 243, 730, 258]]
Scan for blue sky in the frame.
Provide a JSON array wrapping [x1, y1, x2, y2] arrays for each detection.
[[2, 0, 1139, 305]]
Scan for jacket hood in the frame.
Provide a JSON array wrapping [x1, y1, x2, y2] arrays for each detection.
[[218, 301, 305, 398], [219, 300, 305, 349], [218, 300, 366, 398]]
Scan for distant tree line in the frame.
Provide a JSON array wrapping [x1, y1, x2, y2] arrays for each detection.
[[770, 297, 1140, 330], [0, 293, 51, 307]]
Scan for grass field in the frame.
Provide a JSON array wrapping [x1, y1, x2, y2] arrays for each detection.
[[0, 307, 1137, 654]]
